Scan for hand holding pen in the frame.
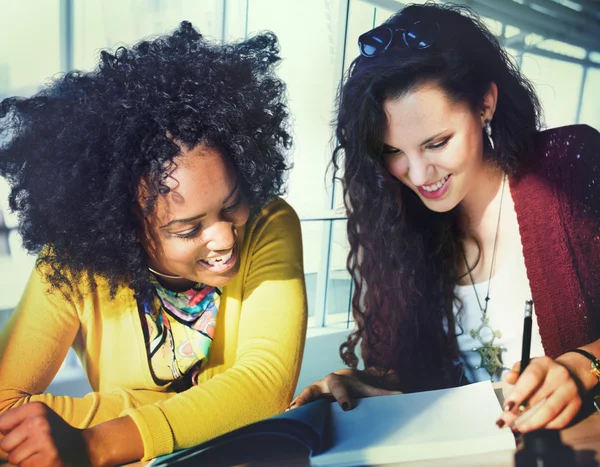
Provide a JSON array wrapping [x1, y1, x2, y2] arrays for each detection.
[[496, 299, 586, 433]]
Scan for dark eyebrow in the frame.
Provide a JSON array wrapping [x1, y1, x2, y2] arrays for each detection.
[[160, 212, 206, 229], [160, 180, 240, 229]]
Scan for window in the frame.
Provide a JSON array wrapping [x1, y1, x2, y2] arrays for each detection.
[[0, 1, 61, 313], [1, 0, 599, 331], [579, 68, 600, 129], [521, 53, 584, 127]]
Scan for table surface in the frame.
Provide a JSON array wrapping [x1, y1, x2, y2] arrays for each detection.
[[127, 383, 600, 467], [128, 411, 600, 467], [3, 384, 596, 467]]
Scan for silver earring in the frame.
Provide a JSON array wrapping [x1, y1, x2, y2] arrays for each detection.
[[484, 119, 495, 150]]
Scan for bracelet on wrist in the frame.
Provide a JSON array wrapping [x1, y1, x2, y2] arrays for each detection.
[[565, 348, 600, 385]]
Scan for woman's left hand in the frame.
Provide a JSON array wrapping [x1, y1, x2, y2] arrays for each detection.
[[0, 402, 88, 467], [496, 355, 594, 433]]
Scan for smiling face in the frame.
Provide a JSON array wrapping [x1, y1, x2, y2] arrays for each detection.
[[382, 82, 497, 213], [139, 144, 250, 290]]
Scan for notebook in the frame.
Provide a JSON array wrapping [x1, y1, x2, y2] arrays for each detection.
[[149, 381, 515, 467]]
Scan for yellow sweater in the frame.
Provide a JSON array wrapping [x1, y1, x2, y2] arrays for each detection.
[[0, 198, 307, 460]]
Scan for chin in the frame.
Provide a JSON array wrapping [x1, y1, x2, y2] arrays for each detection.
[[421, 196, 459, 213], [199, 266, 241, 288]]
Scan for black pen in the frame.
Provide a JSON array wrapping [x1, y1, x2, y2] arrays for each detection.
[[517, 299, 533, 413], [520, 299, 533, 376]]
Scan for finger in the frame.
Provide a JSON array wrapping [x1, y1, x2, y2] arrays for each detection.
[[327, 376, 353, 410], [543, 400, 581, 430], [514, 362, 576, 415], [515, 387, 581, 432], [504, 370, 519, 385], [0, 420, 29, 453], [497, 364, 550, 428], [0, 402, 48, 435], [331, 375, 402, 410], [510, 361, 522, 373], [502, 359, 549, 412], [22, 452, 52, 467], [7, 436, 39, 467], [287, 382, 328, 410]]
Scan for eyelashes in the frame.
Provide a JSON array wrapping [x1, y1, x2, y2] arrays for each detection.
[[383, 136, 452, 155], [427, 136, 451, 150], [175, 226, 201, 240], [223, 195, 242, 213], [172, 198, 244, 240]]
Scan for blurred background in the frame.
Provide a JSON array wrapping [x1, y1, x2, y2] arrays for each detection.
[[1, 0, 599, 394]]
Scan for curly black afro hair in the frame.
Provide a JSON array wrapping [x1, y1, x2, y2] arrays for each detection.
[[0, 21, 291, 303]]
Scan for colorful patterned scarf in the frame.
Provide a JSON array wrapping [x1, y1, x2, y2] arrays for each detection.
[[143, 277, 221, 383]]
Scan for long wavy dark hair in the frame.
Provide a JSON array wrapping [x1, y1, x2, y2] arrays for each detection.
[[0, 22, 291, 304], [336, 3, 542, 391]]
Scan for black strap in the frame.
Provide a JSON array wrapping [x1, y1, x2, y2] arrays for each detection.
[[566, 348, 600, 366]]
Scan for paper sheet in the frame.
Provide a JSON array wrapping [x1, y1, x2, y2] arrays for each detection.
[[311, 381, 516, 467]]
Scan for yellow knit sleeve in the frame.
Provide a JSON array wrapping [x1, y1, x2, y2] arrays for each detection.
[[122, 199, 308, 460], [0, 266, 83, 418], [0, 266, 174, 433]]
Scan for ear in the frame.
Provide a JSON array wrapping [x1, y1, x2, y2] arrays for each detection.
[[479, 82, 498, 125]]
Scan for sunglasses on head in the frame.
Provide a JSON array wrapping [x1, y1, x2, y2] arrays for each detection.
[[358, 16, 440, 58]]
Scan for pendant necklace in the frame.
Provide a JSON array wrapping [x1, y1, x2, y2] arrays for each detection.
[[462, 174, 507, 380]]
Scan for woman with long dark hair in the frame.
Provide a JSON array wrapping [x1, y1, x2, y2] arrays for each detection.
[[291, 3, 600, 434], [0, 23, 307, 466]]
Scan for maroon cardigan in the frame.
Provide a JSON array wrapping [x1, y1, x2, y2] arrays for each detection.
[[511, 124, 600, 358], [362, 124, 600, 374]]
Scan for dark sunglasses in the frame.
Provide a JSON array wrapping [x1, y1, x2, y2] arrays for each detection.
[[358, 17, 440, 58]]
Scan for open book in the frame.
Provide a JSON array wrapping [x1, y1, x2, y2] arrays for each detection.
[[149, 381, 515, 467]]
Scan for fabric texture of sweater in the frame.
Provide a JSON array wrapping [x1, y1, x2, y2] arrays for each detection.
[[509, 124, 600, 356], [0, 197, 308, 461]]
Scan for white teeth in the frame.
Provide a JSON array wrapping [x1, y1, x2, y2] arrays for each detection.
[[204, 249, 233, 266], [422, 175, 449, 192]]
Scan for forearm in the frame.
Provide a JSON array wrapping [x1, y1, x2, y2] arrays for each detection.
[[556, 338, 600, 394], [83, 416, 144, 467], [0, 387, 172, 430]]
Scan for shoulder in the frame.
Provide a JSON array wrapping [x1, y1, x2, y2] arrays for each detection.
[[23, 258, 135, 319], [532, 124, 600, 166], [237, 197, 303, 273], [253, 197, 300, 224], [516, 124, 600, 218], [232, 198, 305, 293], [245, 197, 301, 242]]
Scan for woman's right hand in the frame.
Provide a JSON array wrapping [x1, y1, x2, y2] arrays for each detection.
[[287, 368, 402, 412]]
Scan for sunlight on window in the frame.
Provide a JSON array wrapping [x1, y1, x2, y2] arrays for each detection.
[[579, 68, 600, 129], [536, 39, 587, 59], [0, 2, 60, 97], [73, 0, 227, 71], [521, 54, 584, 128]]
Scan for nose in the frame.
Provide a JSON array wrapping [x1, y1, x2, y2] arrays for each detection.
[[204, 221, 237, 252], [406, 153, 433, 187]]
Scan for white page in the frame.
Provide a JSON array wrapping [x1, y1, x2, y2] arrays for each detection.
[[311, 381, 515, 467]]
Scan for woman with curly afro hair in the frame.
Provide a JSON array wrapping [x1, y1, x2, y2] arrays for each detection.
[[0, 22, 307, 466]]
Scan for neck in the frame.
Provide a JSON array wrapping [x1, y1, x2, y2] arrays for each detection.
[[150, 271, 196, 292], [459, 165, 506, 245]]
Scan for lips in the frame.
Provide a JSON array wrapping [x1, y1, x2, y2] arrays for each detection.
[[204, 249, 233, 266], [417, 174, 452, 199], [198, 243, 238, 273]]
